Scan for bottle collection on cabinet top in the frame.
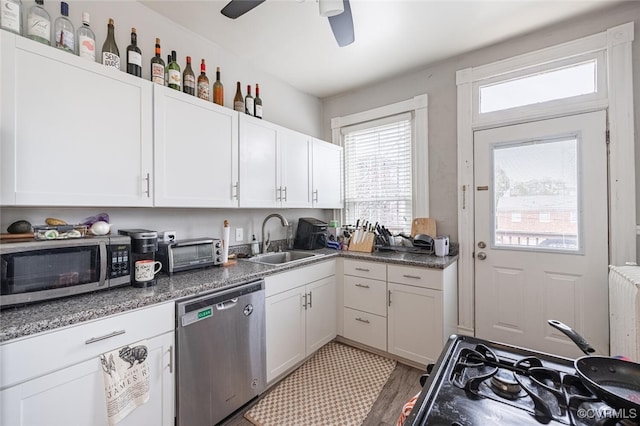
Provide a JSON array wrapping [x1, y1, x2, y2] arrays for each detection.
[[0, 5, 264, 117]]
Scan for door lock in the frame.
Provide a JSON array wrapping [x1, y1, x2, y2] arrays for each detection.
[[477, 252, 487, 260], [478, 241, 486, 249]]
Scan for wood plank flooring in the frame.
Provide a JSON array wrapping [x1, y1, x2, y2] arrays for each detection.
[[221, 361, 424, 426]]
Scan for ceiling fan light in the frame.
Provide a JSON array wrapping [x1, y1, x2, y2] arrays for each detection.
[[319, 0, 344, 17]]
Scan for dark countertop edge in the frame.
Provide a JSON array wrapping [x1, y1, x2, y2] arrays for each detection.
[[0, 250, 457, 343]]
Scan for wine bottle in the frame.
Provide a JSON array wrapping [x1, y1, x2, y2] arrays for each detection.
[[101, 18, 120, 70], [0, 0, 22, 36], [197, 59, 209, 101], [150, 38, 165, 85], [254, 84, 263, 119], [245, 84, 254, 116], [233, 82, 244, 112], [126, 28, 142, 77], [26, 0, 50, 45], [54, 2, 74, 53], [77, 12, 96, 61], [213, 67, 224, 106], [165, 54, 171, 86], [183, 56, 195, 96], [168, 50, 180, 90]]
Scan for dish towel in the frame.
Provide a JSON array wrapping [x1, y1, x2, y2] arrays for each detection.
[[100, 340, 150, 425]]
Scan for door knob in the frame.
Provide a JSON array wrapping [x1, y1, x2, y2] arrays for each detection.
[[478, 241, 486, 249], [477, 252, 487, 260]]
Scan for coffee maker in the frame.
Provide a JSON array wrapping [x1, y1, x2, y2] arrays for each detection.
[[118, 229, 158, 287]]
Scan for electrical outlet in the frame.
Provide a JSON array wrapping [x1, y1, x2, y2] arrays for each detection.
[[235, 227, 244, 242]]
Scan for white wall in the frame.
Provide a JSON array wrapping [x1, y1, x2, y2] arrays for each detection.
[[321, 2, 640, 243]]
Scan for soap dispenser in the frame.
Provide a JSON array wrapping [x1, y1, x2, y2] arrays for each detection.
[[251, 234, 259, 255]]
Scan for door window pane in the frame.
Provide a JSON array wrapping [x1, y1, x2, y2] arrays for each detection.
[[493, 137, 579, 251]]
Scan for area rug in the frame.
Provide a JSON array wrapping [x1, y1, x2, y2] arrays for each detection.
[[244, 341, 397, 426]]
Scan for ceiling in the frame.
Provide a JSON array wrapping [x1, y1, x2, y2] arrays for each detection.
[[142, 0, 620, 99]]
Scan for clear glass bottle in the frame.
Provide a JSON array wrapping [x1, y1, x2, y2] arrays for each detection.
[[182, 56, 195, 95], [54, 2, 74, 53], [167, 50, 181, 90], [0, 0, 23, 36], [26, 0, 50, 45], [101, 18, 120, 70], [126, 28, 142, 77], [76, 12, 96, 61]]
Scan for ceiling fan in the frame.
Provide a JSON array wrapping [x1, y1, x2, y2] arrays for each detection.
[[220, 0, 355, 47]]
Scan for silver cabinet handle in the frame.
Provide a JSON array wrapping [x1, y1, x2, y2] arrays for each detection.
[[144, 173, 151, 198], [355, 317, 370, 324], [276, 186, 282, 201], [355, 267, 370, 272], [388, 290, 392, 307], [233, 182, 239, 200], [313, 189, 318, 202], [85, 329, 125, 345], [355, 283, 370, 289], [308, 291, 312, 308], [302, 293, 307, 309], [402, 274, 422, 279], [283, 186, 288, 202], [168, 345, 173, 373]]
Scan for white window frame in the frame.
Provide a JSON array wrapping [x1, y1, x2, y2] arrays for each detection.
[[456, 23, 635, 336], [331, 94, 429, 222]]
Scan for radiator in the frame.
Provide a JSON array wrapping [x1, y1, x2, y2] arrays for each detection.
[[609, 265, 640, 359]]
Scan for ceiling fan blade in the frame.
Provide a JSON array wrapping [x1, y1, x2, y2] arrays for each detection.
[[221, 0, 265, 19], [328, 0, 354, 47]]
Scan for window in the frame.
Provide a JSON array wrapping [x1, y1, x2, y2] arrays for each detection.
[[342, 113, 413, 233]]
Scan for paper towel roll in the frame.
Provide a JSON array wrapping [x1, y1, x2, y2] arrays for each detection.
[[222, 226, 230, 263]]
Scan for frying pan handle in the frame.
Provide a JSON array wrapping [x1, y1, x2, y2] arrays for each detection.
[[548, 320, 596, 355]]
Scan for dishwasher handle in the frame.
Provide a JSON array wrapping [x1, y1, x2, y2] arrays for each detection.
[[216, 298, 238, 310]]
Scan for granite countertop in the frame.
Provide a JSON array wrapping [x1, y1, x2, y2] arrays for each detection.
[[0, 249, 457, 343]]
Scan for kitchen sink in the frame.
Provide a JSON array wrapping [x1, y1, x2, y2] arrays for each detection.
[[244, 251, 323, 266]]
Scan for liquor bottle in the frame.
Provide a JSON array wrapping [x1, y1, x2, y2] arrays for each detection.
[[213, 67, 224, 106], [165, 54, 171, 86], [54, 2, 74, 53], [26, 0, 50, 45], [197, 59, 210, 101], [233, 82, 244, 112], [182, 56, 195, 96], [245, 85, 254, 116], [167, 50, 181, 90], [150, 38, 165, 85], [0, 0, 22, 36], [76, 12, 96, 61], [101, 18, 120, 70], [126, 28, 142, 77], [254, 84, 263, 119]]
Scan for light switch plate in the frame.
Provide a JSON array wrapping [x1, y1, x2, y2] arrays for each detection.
[[235, 227, 243, 242]]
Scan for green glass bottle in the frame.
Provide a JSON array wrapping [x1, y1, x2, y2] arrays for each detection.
[[167, 50, 181, 91]]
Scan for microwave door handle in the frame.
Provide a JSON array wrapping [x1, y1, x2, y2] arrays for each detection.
[[99, 242, 107, 286]]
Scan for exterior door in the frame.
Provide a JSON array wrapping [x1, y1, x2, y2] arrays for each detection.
[[474, 110, 609, 357]]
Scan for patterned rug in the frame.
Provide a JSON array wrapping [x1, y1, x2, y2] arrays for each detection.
[[245, 342, 397, 426]]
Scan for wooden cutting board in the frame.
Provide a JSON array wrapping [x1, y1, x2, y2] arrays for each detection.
[[411, 218, 436, 238]]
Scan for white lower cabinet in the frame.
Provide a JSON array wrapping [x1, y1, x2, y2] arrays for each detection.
[[265, 260, 336, 383], [0, 302, 175, 426]]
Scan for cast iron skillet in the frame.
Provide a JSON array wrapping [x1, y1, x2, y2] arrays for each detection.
[[548, 319, 640, 411]]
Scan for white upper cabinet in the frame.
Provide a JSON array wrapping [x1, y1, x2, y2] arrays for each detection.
[[238, 114, 311, 208], [153, 85, 239, 207], [312, 139, 343, 209], [0, 32, 153, 207]]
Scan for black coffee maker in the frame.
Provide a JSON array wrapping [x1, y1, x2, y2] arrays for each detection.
[[118, 229, 158, 287], [294, 218, 327, 250]]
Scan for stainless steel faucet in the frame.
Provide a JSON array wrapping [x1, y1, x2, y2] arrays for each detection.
[[262, 213, 289, 253]]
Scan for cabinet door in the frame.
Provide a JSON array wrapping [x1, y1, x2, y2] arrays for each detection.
[[305, 276, 337, 353], [238, 115, 279, 208], [388, 283, 443, 366], [265, 286, 306, 383], [312, 139, 343, 208], [280, 129, 312, 208], [0, 331, 174, 426], [0, 33, 153, 206], [154, 86, 238, 207]]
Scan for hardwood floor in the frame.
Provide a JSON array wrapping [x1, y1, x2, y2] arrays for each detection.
[[221, 361, 424, 426]]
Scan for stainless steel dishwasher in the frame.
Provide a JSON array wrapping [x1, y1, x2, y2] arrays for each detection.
[[175, 279, 266, 426]]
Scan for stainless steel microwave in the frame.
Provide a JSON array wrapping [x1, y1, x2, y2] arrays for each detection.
[[0, 235, 131, 308]]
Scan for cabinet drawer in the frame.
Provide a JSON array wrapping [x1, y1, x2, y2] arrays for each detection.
[[342, 308, 386, 351], [343, 276, 387, 317], [387, 264, 442, 290], [343, 259, 386, 281], [265, 259, 336, 297], [0, 301, 175, 388]]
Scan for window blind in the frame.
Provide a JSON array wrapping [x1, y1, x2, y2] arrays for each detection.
[[342, 113, 413, 233]]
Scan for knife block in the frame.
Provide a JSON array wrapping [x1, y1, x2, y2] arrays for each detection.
[[348, 232, 375, 253]]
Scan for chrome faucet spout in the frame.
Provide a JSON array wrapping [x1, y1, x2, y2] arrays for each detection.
[[261, 213, 290, 254]]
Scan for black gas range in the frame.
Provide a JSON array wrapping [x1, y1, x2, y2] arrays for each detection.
[[404, 335, 639, 426]]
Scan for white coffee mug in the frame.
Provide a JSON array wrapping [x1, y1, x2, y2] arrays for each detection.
[[434, 236, 450, 257], [135, 260, 162, 282]]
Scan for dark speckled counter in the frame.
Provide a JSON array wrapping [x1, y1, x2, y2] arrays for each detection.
[[0, 249, 457, 343]]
